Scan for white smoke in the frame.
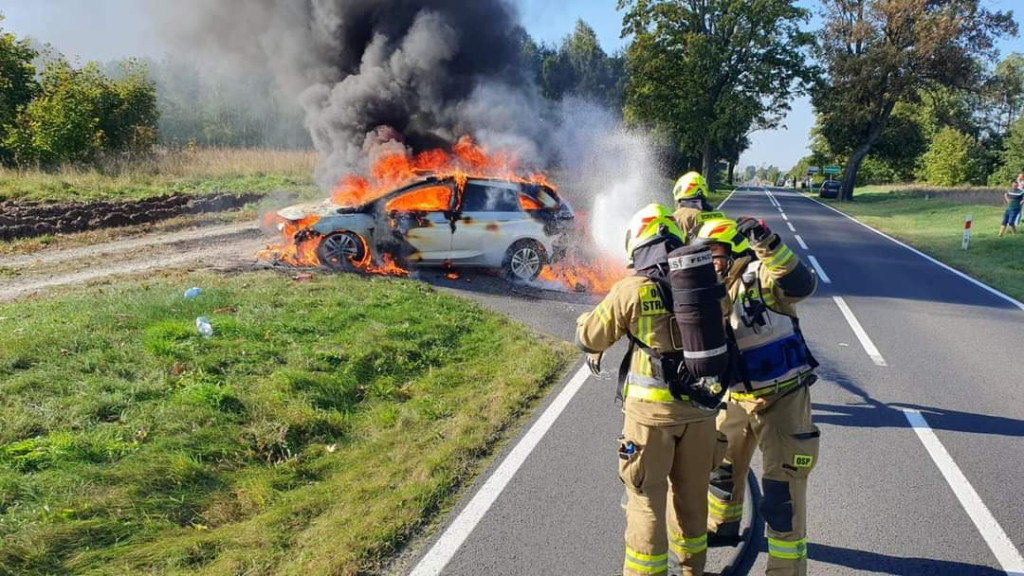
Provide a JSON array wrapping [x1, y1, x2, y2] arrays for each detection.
[[550, 99, 668, 262]]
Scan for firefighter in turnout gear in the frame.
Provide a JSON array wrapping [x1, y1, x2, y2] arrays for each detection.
[[694, 217, 820, 576], [672, 172, 725, 238], [576, 204, 719, 576]]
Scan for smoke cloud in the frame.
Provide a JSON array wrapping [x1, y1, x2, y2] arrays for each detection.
[[151, 0, 544, 189]]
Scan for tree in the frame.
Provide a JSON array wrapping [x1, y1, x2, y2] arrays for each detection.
[[985, 53, 1024, 136], [814, 0, 1017, 201], [534, 21, 625, 109], [990, 115, 1024, 185], [921, 127, 978, 186], [4, 57, 159, 166], [744, 165, 757, 181], [0, 14, 39, 164], [619, 0, 813, 190]]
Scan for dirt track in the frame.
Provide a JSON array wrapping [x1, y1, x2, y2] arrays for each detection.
[[0, 221, 268, 302]]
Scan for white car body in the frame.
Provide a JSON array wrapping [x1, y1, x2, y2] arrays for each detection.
[[276, 177, 574, 279]]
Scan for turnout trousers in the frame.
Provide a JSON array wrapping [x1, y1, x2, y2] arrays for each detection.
[[708, 385, 820, 576], [620, 414, 717, 576]]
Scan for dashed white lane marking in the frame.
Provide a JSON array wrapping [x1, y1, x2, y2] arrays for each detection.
[[409, 365, 592, 576], [808, 256, 831, 283], [787, 222, 796, 232], [781, 213, 789, 221], [833, 296, 887, 366], [903, 409, 1024, 575], [795, 235, 809, 250]]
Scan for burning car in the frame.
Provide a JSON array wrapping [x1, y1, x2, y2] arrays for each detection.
[[270, 175, 575, 282]]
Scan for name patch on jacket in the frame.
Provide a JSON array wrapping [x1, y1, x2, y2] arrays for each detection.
[[639, 285, 668, 316]]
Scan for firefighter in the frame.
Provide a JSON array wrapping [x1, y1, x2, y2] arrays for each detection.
[[671, 172, 725, 238], [576, 204, 718, 576], [693, 216, 819, 576]]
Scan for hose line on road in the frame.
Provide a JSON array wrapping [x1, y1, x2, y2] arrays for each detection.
[[719, 471, 762, 576]]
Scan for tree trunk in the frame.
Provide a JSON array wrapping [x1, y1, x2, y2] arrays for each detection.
[[702, 146, 716, 193], [841, 145, 871, 202], [727, 160, 735, 185]]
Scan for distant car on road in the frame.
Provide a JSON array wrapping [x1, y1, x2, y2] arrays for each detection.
[[819, 180, 841, 199], [275, 176, 575, 282]]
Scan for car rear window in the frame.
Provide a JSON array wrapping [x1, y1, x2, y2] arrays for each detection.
[[461, 182, 521, 212], [385, 185, 452, 213]]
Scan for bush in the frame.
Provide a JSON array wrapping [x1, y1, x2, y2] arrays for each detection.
[[921, 127, 981, 186], [1, 55, 158, 167]]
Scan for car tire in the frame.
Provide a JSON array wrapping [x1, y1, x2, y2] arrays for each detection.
[[317, 231, 367, 271], [503, 240, 547, 282]]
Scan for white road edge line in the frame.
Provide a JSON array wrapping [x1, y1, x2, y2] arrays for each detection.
[[787, 222, 796, 232], [807, 256, 831, 283], [833, 296, 887, 366], [902, 409, 1024, 574], [795, 235, 809, 250], [799, 193, 1024, 311], [409, 366, 592, 576]]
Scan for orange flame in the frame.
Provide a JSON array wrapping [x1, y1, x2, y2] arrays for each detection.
[[536, 212, 630, 294]]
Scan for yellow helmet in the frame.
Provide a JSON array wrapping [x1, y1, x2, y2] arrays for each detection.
[[694, 217, 751, 256], [672, 171, 709, 203], [625, 203, 685, 265]]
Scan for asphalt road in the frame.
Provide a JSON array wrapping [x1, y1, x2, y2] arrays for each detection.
[[396, 186, 1024, 575]]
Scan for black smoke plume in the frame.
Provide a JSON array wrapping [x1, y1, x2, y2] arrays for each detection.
[[152, 0, 546, 188]]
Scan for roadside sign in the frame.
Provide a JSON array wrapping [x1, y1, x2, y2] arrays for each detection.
[[824, 166, 842, 175], [963, 214, 972, 251], [807, 166, 820, 175]]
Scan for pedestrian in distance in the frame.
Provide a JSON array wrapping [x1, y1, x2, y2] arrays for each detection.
[[576, 204, 724, 576], [693, 217, 820, 576], [1001, 180, 1023, 237], [671, 172, 725, 240]]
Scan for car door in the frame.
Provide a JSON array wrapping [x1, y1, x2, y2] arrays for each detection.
[[450, 181, 540, 266], [384, 183, 454, 263]]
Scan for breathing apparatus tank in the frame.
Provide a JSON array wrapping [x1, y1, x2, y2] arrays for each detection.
[[667, 244, 730, 389]]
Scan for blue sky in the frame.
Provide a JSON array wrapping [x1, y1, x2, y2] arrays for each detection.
[[4, 0, 1023, 170]]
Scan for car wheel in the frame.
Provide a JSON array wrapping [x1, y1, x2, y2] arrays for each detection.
[[503, 240, 547, 282], [317, 231, 367, 270]]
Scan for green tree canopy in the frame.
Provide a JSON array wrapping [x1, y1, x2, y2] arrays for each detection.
[[922, 126, 980, 186], [0, 14, 39, 163], [619, 0, 813, 188], [813, 0, 1017, 200]]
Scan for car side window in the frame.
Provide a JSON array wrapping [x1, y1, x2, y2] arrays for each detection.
[[385, 185, 452, 213], [461, 183, 521, 212]]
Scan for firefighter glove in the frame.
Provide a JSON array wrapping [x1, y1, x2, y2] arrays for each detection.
[[736, 216, 772, 243], [586, 352, 603, 375]]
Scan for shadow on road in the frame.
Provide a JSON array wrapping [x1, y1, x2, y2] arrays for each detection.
[[812, 368, 1024, 438], [809, 543, 1005, 575], [416, 269, 599, 305]]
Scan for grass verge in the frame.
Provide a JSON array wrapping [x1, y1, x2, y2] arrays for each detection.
[[0, 271, 573, 575], [817, 191, 1024, 302], [0, 149, 319, 204]]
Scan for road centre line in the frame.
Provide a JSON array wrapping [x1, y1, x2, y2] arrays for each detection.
[[787, 222, 796, 232], [902, 409, 1024, 574], [807, 256, 831, 283], [833, 296, 888, 366], [781, 213, 789, 221], [799, 193, 1024, 311], [795, 235, 808, 250], [409, 365, 592, 576]]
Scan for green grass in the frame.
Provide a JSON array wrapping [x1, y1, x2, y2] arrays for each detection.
[[819, 191, 1024, 301], [0, 272, 573, 575], [0, 148, 319, 204]]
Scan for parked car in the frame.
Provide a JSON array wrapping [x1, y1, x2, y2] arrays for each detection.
[[274, 176, 575, 281], [819, 180, 841, 199]]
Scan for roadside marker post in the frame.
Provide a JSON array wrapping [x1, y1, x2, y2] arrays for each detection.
[[962, 214, 972, 251]]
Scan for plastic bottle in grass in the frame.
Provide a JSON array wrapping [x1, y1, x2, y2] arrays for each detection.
[[196, 317, 214, 338], [184, 287, 202, 300]]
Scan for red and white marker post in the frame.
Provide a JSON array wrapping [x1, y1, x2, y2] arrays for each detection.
[[962, 214, 973, 251]]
